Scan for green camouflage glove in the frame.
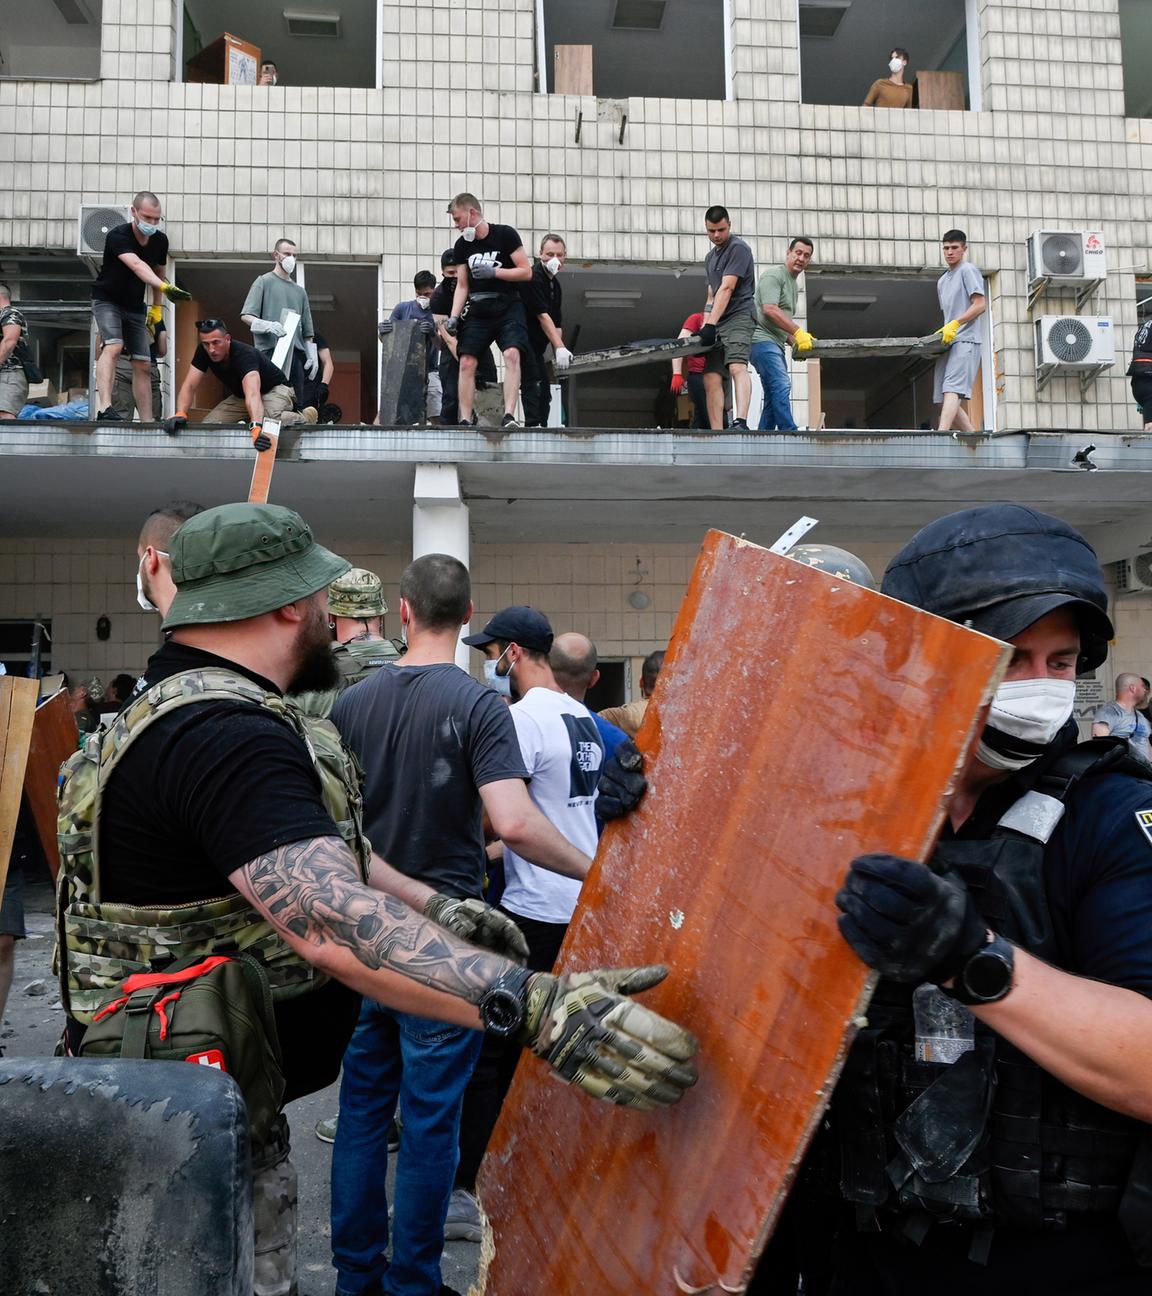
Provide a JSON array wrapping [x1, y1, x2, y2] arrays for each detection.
[[424, 893, 530, 963], [522, 965, 699, 1109]]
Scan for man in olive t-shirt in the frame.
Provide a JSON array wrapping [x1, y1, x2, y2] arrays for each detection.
[[749, 238, 815, 431]]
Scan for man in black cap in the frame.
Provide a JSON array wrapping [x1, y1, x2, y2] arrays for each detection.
[[752, 503, 1152, 1296], [60, 506, 697, 1296]]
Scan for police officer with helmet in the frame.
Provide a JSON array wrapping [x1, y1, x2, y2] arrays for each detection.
[[753, 503, 1152, 1295]]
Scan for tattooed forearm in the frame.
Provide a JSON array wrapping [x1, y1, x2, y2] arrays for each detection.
[[240, 836, 509, 1004]]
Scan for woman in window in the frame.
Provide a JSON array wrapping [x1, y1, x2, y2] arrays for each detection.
[[864, 48, 913, 108]]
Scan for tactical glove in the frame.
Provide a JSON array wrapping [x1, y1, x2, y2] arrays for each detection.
[[469, 262, 497, 282], [424, 893, 530, 963], [697, 323, 717, 348], [444, 316, 460, 337], [597, 738, 647, 821], [164, 411, 188, 437], [670, 373, 685, 395], [250, 422, 272, 452], [793, 328, 816, 353], [939, 319, 962, 346], [522, 965, 698, 1108], [835, 853, 988, 985], [419, 317, 436, 335], [160, 281, 192, 303], [250, 318, 287, 337]]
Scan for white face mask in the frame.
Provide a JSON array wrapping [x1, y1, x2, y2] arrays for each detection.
[[483, 646, 512, 696], [136, 550, 168, 613], [544, 256, 562, 276], [416, 295, 431, 309], [889, 57, 905, 73], [975, 678, 1076, 772], [280, 255, 297, 275], [461, 224, 477, 243]]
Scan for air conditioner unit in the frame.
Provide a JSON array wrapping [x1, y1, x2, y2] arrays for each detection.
[[1026, 229, 1106, 286], [1034, 315, 1115, 371], [1116, 554, 1152, 594], [77, 204, 130, 257]]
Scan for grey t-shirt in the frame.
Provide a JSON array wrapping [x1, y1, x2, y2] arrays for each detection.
[[937, 261, 986, 344], [240, 271, 315, 354], [752, 264, 799, 347], [1093, 701, 1152, 763], [705, 236, 756, 320]]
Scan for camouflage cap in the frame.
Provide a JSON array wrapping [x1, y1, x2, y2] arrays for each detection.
[[328, 567, 388, 618], [163, 503, 350, 630]]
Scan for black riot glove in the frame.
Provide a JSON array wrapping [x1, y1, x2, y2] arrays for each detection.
[[835, 853, 988, 984], [419, 317, 435, 335], [316, 382, 329, 406], [596, 738, 647, 821], [697, 323, 717, 348]]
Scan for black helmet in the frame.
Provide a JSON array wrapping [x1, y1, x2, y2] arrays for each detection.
[[881, 504, 1113, 669]]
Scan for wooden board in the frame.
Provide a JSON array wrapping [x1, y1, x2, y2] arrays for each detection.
[[553, 44, 593, 96], [25, 689, 79, 884], [917, 70, 966, 110], [247, 419, 280, 504], [0, 677, 39, 896], [476, 529, 1009, 1296]]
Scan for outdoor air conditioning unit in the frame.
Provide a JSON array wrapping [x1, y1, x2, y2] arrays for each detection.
[[1027, 230, 1107, 286], [1034, 315, 1115, 371], [77, 204, 130, 256], [1115, 554, 1152, 594]]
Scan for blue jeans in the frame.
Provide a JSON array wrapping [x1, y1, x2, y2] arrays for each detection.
[[750, 339, 797, 431], [331, 1000, 483, 1296]]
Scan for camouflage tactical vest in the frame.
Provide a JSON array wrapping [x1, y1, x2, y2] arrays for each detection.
[[292, 636, 401, 718], [55, 667, 372, 1025]]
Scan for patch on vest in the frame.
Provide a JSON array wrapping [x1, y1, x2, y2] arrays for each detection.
[[1135, 809, 1152, 846]]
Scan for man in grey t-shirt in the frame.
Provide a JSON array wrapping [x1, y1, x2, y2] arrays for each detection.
[[1093, 673, 1152, 764], [934, 228, 987, 434], [240, 236, 318, 406], [700, 205, 757, 431]]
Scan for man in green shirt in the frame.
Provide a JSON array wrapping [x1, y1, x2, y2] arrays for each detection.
[[241, 237, 319, 406], [749, 238, 816, 431]]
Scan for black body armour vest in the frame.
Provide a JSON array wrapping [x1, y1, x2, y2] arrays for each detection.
[[828, 739, 1152, 1265]]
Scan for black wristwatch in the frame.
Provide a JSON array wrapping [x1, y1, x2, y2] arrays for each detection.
[[477, 967, 534, 1037], [945, 934, 1015, 1005]]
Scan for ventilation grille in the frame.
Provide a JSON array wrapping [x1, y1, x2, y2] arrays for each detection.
[[799, 1, 852, 38], [1045, 317, 1093, 363], [284, 9, 342, 38], [1039, 233, 1083, 277], [612, 0, 666, 30]]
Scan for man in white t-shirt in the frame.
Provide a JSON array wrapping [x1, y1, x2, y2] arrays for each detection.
[[453, 605, 603, 1221]]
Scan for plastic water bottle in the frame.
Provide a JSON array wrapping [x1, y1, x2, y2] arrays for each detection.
[[913, 984, 975, 1064]]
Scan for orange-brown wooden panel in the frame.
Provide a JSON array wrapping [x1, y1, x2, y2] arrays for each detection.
[[476, 529, 1009, 1296], [0, 677, 39, 896], [25, 689, 78, 884]]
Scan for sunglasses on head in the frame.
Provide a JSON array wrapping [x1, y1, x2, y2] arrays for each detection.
[[196, 318, 227, 332]]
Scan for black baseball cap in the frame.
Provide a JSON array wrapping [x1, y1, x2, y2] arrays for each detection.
[[881, 503, 1113, 669], [463, 606, 554, 654], [441, 248, 456, 268]]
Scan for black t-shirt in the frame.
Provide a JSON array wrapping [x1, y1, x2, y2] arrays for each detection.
[[1130, 318, 1152, 376], [521, 262, 563, 352], [192, 338, 289, 399], [93, 223, 170, 311], [331, 662, 529, 899], [454, 223, 524, 298], [429, 276, 456, 316]]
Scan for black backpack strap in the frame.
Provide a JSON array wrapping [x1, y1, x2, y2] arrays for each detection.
[[1032, 737, 1136, 804]]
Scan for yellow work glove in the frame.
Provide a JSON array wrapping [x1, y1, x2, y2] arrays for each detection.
[[939, 319, 961, 346], [160, 281, 192, 303], [146, 305, 163, 329], [793, 328, 816, 353]]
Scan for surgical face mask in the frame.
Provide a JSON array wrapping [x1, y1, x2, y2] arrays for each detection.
[[136, 550, 168, 613], [975, 677, 1076, 772], [461, 224, 477, 243], [544, 256, 562, 276], [889, 57, 904, 72], [483, 658, 512, 697], [280, 254, 297, 275], [136, 220, 160, 237]]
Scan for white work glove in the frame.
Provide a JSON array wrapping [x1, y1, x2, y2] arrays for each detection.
[[554, 346, 573, 371], [304, 339, 319, 379], [250, 318, 287, 338]]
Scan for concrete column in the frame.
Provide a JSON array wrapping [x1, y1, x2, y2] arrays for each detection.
[[412, 464, 471, 669]]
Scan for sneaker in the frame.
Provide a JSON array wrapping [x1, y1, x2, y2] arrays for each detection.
[[500, 413, 521, 429], [315, 1115, 338, 1143], [96, 406, 124, 421], [458, 413, 478, 427], [729, 417, 749, 430], [301, 405, 319, 424], [444, 1187, 482, 1242]]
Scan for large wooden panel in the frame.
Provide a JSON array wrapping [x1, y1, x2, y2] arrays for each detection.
[[917, 70, 966, 110], [0, 677, 39, 895], [476, 529, 1009, 1296], [553, 44, 593, 96], [24, 688, 78, 883]]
